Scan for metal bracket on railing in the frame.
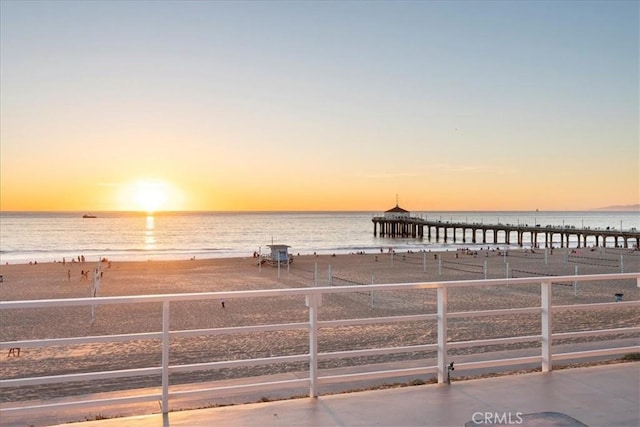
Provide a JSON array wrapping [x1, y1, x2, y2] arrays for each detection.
[[447, 361, 455, 384]]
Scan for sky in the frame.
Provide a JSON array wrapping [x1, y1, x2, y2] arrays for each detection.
[[1, 0, 638, 212]]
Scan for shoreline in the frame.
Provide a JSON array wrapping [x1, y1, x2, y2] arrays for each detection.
[[2, 241, 638, 267], [0, 243, 555, 266]]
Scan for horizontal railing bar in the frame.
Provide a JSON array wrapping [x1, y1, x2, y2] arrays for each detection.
[[553, 346, 640, 360], [0, 332, 163, 349], [318, 366, 438, 384], [319, 314, 436, 328], [2, 273, 637, 309], [454, 356, 543, 370], [0, 367, 162, 388], [3, 324, 634, 353], [553, 300, 640, 312], [553, 327, 640, 340], [319, 344, 437, 360], [448, 335, 542, 349], [169, 354, 309, 374], [171, 322, 309, 338], [169, 378, 310, 398], [0, 393, 161, 414], [448, 307, 541, 319]]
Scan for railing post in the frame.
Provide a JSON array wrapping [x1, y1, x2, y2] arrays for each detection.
[[306, 291, 321, 398], [541, 280, 552, 372], [162, 300, 170, 413], [437, 286, 448, 383]]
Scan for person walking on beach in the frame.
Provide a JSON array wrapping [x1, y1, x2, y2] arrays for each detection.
[[67, 269, 71, 281], [221, 299, 225, 309]]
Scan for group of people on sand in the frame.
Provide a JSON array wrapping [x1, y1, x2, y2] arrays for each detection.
[[59, 256, 111, 281], [65, 267, 104, 282], [61, 255, 86, 265]]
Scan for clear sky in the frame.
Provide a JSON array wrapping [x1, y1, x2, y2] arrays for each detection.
[[1, 0, 638, 212]]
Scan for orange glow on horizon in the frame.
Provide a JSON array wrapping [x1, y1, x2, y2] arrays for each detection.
[[0, 173, 637, 212]]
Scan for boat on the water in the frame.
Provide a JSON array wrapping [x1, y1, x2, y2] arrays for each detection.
[[82, 214, 97, 218]]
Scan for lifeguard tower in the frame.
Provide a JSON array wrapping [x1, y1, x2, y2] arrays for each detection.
[[263, 244, 293, 266]]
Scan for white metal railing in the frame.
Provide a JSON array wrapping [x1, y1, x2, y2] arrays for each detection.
[[1, 273, 639, 418]]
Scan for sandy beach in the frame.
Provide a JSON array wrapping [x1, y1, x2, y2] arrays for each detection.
[[1, 247, 639, 405]]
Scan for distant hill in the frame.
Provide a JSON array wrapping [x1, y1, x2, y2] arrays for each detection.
[[592, 204, 640, 211]]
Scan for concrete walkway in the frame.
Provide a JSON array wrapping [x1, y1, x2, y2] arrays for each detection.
[[51, 362, 639, 427]]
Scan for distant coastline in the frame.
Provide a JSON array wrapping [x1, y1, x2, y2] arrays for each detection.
[[592, 204, 640, 212]]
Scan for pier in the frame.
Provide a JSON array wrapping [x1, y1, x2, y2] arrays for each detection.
[[372, 210, 640, 249]]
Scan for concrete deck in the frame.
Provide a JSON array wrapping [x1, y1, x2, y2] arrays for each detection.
[[51, 362, 639, 427]]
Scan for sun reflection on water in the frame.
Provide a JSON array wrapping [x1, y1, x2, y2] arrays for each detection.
[[144, 215, 156, 250]]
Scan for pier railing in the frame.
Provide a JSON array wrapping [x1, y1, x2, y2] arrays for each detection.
[[1, 273, 639, 418]]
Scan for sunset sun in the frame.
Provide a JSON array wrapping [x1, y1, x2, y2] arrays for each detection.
[[120, 180, 176, 213], [134, 182, 167, 213]]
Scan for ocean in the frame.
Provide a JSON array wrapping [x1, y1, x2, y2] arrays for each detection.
[[1, 210, 638, 264]]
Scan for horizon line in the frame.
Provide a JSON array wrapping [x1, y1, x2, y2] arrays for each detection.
[[1, 206, 639, 214]]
